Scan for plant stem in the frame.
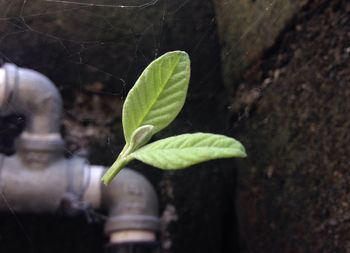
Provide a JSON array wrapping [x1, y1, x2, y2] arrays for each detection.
[[101, 144, 132, 185]]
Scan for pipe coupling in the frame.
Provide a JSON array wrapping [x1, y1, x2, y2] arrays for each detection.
[[102, 169, 160, 235], [105, 215, 160, 235]]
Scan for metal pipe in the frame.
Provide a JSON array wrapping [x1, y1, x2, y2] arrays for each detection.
[[0, 63, 160, 245], [102, 168, 159, 241], [83, 166, 160, 242], [0, 64, 62, 135], [0, 154, 85, 213], [0, 156, 160, 239], [0, 64, 64, 168]]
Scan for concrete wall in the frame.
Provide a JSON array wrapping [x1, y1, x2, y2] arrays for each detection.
[[221, 1, 350, 252], [213, 0, 307, 90]]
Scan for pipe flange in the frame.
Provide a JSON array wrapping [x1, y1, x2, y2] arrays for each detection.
[[16, 132, 65, 152], [109, 230, 157, 244], [105, 215, 160, 235]]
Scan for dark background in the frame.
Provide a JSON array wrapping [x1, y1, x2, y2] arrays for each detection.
[[0, 0, 349, 252]]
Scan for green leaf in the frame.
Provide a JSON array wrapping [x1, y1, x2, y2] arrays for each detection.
[[130, 133, 247, 170], [122, 51, 190, 144]]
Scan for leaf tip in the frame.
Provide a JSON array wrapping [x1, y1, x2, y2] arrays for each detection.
[[237, 142, 248, 158], [166, 50, 190, 61], [240, 149, 248, 158]]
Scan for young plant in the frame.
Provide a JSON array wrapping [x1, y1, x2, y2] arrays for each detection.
[[101, 51, 246, 185]]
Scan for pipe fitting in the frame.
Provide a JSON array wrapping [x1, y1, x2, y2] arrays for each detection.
[[0, 64, 64, 166], [0, 64, 62, 135], [80, 166, 160, 243], [0, 155, 76, 213], [16, 132, 64, 169], [0, 153, 160, 243], [101, 169, 160, 237], [0, 64, 160, 247]]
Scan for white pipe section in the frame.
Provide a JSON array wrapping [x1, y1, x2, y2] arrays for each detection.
[[0, 68, 5, 106], [82, 165, 103, 209]]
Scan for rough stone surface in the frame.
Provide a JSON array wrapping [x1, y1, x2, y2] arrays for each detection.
[[230, 1, 350, 252], [213, 0, 308, 90]]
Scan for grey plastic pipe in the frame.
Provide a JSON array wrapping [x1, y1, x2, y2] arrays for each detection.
[[0, 64, 159, 245]]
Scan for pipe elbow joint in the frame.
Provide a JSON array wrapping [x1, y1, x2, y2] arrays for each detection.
[[0, 64, 64, 164], [101, 168, 160, 236], [0, 63, 62, 135]]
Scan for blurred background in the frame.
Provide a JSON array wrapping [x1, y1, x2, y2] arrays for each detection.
[[0, 0, 349, 252]]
